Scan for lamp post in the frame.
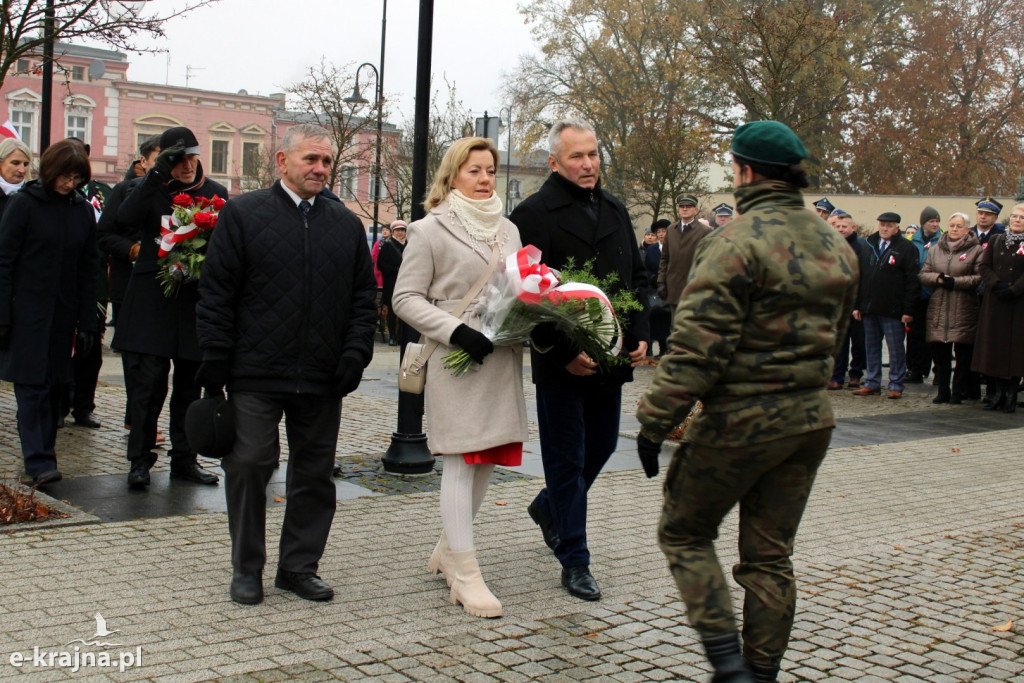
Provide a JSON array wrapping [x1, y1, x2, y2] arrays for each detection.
[[380, 0, 435, 476], [499, 106, 512, 213], [344, 62, 384, 243]]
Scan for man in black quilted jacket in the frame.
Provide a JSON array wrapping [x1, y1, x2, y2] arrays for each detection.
[[196, 123, 377, 605]]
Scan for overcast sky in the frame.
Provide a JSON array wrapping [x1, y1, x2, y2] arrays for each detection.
[[98, 0, 536, 127]]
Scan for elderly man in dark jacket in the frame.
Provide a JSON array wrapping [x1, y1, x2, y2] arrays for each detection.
[[509, 118, 649, 602], [196, 123, 377, 606], [828, 212, 871, 389], [113, 126, 228, 489], [853, 212, 921, 399]]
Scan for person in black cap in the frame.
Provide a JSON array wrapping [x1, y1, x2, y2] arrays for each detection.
[[638, 120, 858, 683], [813, 197, 834, 220], [971, 197, 1005, 246], [113, 126, 228, 489], [852, 211, 921, 400], [712, 202, 733, 227]]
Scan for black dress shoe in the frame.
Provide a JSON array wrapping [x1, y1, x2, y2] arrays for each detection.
[[230, 572, 263, 605], [72, 412, 102, 429], [905, 373, 924, 384], [127, 461, 151, 488], [561, 565, 601, 601], [32, 469, 63, 487], [332, 461, 342, 477], [274, 569, 334, 601], [170, 462, 220, 485], [56, 415, 65, 428], [527, 499, 560, 551]]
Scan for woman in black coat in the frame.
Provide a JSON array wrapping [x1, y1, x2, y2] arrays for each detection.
[[971, 204, 1024, 412], [378, 220, 407, 345], [0, 140, 98, 486]]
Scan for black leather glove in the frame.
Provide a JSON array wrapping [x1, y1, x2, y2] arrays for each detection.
[[151, 143, 186, 179], [194, 360, 231, 394], [530, 321, 558, 349], [0, 324, 10, 351], [450, 323, 493, 364], [939, 275, 955, 290], [637, 434, 661, 479], [75, 331, 94, 357], [334, 357, 363, 396]]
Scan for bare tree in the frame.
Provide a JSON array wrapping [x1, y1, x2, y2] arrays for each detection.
[[380, 79, 473, 219], [0, 0, 222, 92]]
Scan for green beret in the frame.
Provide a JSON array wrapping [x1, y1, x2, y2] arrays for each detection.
[[731, 121, 808, 166]]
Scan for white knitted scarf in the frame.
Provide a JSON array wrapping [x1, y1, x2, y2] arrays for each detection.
[[0, 177, 24, 197], [448, 189, 503, 245]]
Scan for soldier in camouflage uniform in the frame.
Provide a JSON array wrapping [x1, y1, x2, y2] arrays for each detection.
[[636, 121, 859, 683]]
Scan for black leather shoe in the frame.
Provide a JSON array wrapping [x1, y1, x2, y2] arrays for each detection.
[[527, 499, 560, 551], [127, 461, 151, 488], [32, 469, 63, 487], [275, 569, 334, 601], [561, 565, 601, 601], [72, 412, 102, 428], [230, 572, 263, 605], [332, 461, 342, 477], [905, 373, 924, 384], [170, 462, 220, 485]]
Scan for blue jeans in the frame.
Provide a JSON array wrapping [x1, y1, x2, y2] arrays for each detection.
[[830, 317, 865, 384], [863, 315, 907, 391], [533, 383, 621, 569]]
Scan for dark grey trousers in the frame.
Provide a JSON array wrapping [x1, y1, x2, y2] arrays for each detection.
[[223, 391, 341, 575]]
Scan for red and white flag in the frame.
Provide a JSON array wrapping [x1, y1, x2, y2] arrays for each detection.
[[0, 120, 20, 140], [888, 254, 896, 265]]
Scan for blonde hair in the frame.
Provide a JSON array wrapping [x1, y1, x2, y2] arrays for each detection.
[[0, 137, 30, 163], [423, 137, 499, 211]]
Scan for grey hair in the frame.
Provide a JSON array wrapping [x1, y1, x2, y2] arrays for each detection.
[[547, 118, 595, 158], [280, 123, 332, 154], [0, 137, 30, 162], [949, 212, 970, 226]]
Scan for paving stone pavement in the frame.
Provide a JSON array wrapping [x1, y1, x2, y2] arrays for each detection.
[[0, 341, 1022, 681]]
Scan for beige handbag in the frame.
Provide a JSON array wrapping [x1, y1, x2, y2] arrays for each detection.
[[398, 243, 501, 394]]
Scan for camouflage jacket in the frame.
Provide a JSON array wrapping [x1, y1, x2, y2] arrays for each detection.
[[637, 180, 859, 447]]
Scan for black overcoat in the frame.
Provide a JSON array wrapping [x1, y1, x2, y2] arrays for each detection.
[[111, 166, 228, 360], [971, 234, 1024, 378], [0, 180, 99, 384], [858, 233, 921, 319], [509, 172, 649, 388], [96, 170, 144, 305]]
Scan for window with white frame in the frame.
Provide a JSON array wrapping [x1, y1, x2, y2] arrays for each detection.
[[63, 95, 95, 147], [337, 165, 358, 200], [8, 89, 41, 152], [242, 142, 261, 177], [11, 109, 34, 147], [369, 169, 386, 201]]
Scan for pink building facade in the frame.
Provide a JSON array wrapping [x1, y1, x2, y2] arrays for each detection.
[[0, 42, 396, 228]]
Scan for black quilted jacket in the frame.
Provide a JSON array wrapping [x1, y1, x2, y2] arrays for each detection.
[[196, 182, 377, 394]]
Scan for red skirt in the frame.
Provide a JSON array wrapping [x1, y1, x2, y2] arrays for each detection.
[[433, 442, 523, 467]]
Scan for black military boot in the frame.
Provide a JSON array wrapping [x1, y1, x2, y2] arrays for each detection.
[[745, 660, 780, 683], [702, 633, 754, 682]]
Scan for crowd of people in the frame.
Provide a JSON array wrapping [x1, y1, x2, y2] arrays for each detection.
[[3, 113, 1021, 683], [819, 199, 1024, 410]]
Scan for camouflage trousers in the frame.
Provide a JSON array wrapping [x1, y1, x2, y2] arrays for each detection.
[[658, 428, 832, 666]]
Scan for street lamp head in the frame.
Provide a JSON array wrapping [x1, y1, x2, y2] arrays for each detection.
[[344, 85, 369, 106]]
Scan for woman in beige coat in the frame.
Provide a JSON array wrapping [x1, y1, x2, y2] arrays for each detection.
[[392, 137, 528, 618], [918, 212, 982, 404]]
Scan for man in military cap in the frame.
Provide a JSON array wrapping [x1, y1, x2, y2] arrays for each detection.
[[971, 197, 1005, 246], [813, 197, 835, 220], [637, 121, 858, 682], [711, 202, 734, 227], [657, 193, 713, 308], [852, 212, 921, 400]]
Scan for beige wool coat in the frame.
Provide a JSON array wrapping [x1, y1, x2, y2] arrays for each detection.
[[391, 201, 528, 455]]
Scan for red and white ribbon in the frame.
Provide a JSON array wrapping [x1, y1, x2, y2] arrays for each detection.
[[548, 282, 623, 356], [959, 253, 968, 261], [1017, 242, 1024, 256], [508, 245, 559, 304], [888, 254, 895, 265], [158, 214, 201, 258]]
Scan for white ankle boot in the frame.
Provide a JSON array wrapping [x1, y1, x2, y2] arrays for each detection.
[[449, 549, 502, 618], [427, 530, 454, 586]]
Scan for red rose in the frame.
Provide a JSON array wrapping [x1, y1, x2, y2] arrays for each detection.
[[172, 193, 193, 208], [194, 196, 211, 209], [209, 214, 218, 228], [212, 196, 226, 210], [193, 211, 214, 229]]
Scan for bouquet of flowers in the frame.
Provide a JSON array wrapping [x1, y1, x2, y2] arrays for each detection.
[[156, 193, 226, 296], [442, 245, 641, 376]]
